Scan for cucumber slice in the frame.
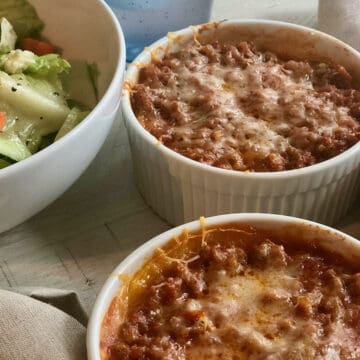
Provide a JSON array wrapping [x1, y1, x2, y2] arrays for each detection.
[[0, 131, 31, 161], [55, 108, 89, 141]]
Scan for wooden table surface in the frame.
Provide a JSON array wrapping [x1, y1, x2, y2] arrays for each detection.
[[0, 0, 359, 314]]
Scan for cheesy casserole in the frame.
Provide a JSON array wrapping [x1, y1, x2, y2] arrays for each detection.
[[131, 42, 360, 172], [101, 222, 360, 359]]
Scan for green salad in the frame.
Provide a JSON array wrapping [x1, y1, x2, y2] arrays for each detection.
[[0, 0, 98, 169]]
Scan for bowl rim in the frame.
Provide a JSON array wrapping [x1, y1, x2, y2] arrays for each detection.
[[86, 212, 360, 360], [0, 0, 126, 179], [121, 18, 360, 180]]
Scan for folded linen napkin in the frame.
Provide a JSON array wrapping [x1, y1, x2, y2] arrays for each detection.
[[13, 287, 88, 327], [318, 0, 360, 50], [0, 289, 87, 360]]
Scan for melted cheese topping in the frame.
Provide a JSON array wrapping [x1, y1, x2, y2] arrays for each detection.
[[187, 268, 352, 359], [173, 64, 294, 156], [101, 225, 360, 360], [132, 42, 360, 171]]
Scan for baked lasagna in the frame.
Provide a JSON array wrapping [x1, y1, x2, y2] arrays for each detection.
[[100, 222, 360, 359], [131, 41, 360, 172]]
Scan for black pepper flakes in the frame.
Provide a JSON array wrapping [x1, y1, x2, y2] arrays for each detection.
[[11, 87, 17, 92], [53, 91, 60, 96], [40, 116, 43, 120]]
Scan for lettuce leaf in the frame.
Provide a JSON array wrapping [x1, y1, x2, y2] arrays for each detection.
[[0, 51, 70, 76], [0, 1, 94, 167], [26, 54, 71, 76], [55, 108, 89, 141], [60, 60, 98, 109], [0, 71, 70, 138]]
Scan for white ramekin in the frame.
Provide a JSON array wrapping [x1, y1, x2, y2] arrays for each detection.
[[87, 213, 360, 360], [122, 20, 360, 226]]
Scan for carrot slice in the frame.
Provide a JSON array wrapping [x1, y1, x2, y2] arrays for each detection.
[[19, 38, 56, 56], [0, 112, 7, 131]]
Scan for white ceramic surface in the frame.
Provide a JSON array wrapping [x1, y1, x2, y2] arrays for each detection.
[[0, 0, 126, 233], [122, 20, 360, 226], [87, 213, 360, 360]]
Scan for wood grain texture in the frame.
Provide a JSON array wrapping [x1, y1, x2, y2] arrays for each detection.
[[0, 0, 359, 313]]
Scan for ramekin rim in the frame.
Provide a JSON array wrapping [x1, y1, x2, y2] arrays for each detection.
[[121, 18, 360, 180]]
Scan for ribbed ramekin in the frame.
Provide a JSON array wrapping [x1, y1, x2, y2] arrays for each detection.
[[122, 20, 360, 226], [87, 213, 360, 359]]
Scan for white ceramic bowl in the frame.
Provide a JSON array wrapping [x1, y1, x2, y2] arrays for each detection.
[[0, 0, 126, 233], [122, 20, 360, 226], [87, 212, 360, 360]]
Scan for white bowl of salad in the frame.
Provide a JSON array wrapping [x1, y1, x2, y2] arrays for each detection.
[[0, 0, 126, 232]]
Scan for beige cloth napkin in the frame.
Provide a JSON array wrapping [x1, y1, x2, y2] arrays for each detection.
[[0, 289, 87, 360], [318, 0, 360, 50], [13, 287, 88, 326]]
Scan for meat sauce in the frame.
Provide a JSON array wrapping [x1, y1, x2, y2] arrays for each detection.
[[100, 222, 360, 359], [131, 41, 360, 172]]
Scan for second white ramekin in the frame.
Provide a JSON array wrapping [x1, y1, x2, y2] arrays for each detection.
[[122, 20, 360, 226], [87, 213, 360, 360]]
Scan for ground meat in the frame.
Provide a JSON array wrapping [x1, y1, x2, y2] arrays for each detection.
[[346, 273, 360, 301], [101, 225, 360, 359], [131, 41, 360, 172], [151, 277, 183, 305], [110, 336, 185, 360], [295, 295, 315, 319], [250, 240, 288, 268], [200, 242, 247, 275]]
